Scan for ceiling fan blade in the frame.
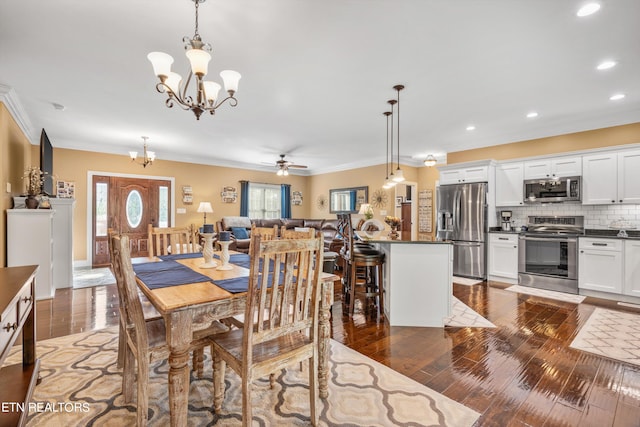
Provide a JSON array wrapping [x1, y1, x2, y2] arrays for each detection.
[[288, 164, 308, 169]]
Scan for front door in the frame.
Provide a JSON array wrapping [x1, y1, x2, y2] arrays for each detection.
[[92, 176, 171, 267]]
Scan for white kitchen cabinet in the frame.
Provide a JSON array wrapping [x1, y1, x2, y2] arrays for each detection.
[[7, 209, 55, 300], [624, 240, 640, 297], [578, 238, 623, 294], [583, 149, 640, 205], [438, 161, 494, 185], [524, 156, 582, 180], [617, 149, 640, 204], [495, 162, 524, 206], [488, 233, 519, 284]]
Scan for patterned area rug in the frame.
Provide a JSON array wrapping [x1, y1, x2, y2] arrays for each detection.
[[453, 276, 484, 286], [505, 284, 586, 304], [6, 328, 479, 426], [445, 297, 496, 328], [570, 307, 640, 367], [72, 267, 115, 289]]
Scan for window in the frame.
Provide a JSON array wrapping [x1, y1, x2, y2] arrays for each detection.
[[95, 182, 108, 236], [126, 190, 143, 228], [248, 183, 281, 219], [158, 186, 169, 227]]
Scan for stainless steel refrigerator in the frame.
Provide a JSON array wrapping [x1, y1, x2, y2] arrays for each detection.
[[436, 182, 487, 279]]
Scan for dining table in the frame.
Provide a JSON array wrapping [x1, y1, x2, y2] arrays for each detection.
[[132, 250, 338, 427]]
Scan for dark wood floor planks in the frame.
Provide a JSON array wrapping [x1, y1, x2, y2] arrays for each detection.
[[29, 277, 640, 426]]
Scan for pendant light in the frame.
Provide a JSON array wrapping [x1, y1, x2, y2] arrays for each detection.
[[387, 99, 398, 187], [383, 111, 394, 189], [392, 84, 405, 182]]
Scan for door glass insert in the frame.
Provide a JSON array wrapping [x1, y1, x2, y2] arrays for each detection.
[[159, 186, 169, 227], [95, 182, 108, 236], [126, 190, 143, 228]]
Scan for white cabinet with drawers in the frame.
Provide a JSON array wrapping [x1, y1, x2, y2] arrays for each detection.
[[488, 233, 519, 284]]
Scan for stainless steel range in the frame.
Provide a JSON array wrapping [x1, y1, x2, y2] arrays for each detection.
[[518, 216, 584, 294]]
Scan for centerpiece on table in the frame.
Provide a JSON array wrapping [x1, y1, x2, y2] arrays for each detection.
[[384, 215, 401, 239]]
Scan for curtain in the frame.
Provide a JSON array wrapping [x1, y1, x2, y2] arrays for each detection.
[[350, 189, 357, 211], [239, 180, 249, 217], [281, 184, 291, 219]]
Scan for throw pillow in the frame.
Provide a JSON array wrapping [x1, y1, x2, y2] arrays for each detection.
[[231, 227, 249, 240]]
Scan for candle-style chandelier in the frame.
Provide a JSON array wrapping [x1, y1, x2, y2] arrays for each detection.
[[129, 136, 156, 168], [147, 0, 241, 120]]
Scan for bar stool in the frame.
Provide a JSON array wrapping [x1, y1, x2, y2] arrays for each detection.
[[337, 213, 385, 317]]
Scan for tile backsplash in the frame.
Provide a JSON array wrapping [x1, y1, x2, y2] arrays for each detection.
[[496, 204, 640, 230]]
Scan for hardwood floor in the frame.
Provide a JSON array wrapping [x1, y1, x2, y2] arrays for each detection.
[[33, 278, 640, 426]]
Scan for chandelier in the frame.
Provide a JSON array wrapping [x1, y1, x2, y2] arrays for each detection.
[[129, 136, 156, 168], [147, 0, 241, 120], [423, 154, 437, 167]]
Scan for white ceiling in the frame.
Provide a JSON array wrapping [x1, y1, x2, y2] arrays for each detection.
[[1, 0, 639, 175]]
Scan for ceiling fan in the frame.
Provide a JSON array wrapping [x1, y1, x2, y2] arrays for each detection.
[[273, 154, 308, 176]]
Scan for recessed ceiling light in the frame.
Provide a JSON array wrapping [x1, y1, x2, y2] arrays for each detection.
[[597, 60, 617, 70], [609, 93, 625, 101], [466, 125, 475, 131], [526, 112, 539, 118], [577, 3, 601, 17]]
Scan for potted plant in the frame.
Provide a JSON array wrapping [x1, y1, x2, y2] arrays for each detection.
[[22, 166, 45, 208], [384, 215, 401, 239]]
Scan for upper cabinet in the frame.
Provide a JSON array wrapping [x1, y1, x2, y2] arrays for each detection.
[[438, 162, 493, 185], [583, 149, 640, 205], [523, 156, 582, 179], [495, 162, 524, 206]]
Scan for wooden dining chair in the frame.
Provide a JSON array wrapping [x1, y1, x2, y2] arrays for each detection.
[[211, 232, 324, 427], [108, 228, 163, 369], [110, 234, 228, 427], [148, 224, 199, 257], [280, 226, 315, 239]]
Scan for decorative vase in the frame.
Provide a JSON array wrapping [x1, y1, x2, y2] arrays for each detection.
[[25, 195, 39, 209], [389, 226, 399, 240]]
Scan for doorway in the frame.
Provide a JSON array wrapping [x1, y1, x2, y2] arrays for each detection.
[[395, 181, 418, 241], [91, 175, 172, 267]]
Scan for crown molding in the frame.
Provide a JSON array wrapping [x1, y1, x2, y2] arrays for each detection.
[[0, 84, 36, 144]]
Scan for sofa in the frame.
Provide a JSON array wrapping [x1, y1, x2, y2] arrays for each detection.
[[216, 216, 343, 255]]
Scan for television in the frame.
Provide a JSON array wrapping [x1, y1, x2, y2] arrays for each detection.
[[40, 129, 54, 196]]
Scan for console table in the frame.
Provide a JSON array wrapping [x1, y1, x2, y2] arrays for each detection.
[[0, 266, 40, 427]]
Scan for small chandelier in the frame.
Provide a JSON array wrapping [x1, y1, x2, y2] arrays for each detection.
[[129, 136, 156, 168], [423, 154, 437, 167], [147, 0, 241, 120]]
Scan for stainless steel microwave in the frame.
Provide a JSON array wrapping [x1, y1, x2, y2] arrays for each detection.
[[523, 176, 581, 203]]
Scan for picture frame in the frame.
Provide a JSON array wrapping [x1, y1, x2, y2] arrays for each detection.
[[395, 196, 404, 207], [57, 180, 75, 198]]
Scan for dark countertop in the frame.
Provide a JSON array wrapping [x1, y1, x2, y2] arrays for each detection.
[[488, 228, 640, 240]]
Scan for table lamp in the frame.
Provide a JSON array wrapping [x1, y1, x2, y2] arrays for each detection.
[[197, 202, 213, 226]]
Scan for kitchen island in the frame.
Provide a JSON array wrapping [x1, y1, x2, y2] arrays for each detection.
[[367, 237, 453, 327]]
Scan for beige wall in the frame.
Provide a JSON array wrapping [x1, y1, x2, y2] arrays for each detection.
[[45, 147, 309, 262], [1, 103, 33, 267], [447, 122, 640, 164]]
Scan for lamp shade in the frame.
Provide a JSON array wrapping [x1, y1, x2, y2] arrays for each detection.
[[392, 168, 405, 182], [147, 52, 174, 78], [165, 72, 183, 95], [202, 81, 221, 104], [220, 70, 241, 93], [197, 202, 214, 213], [186, 48, 211, 76], [358, 203, 372, 215]]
